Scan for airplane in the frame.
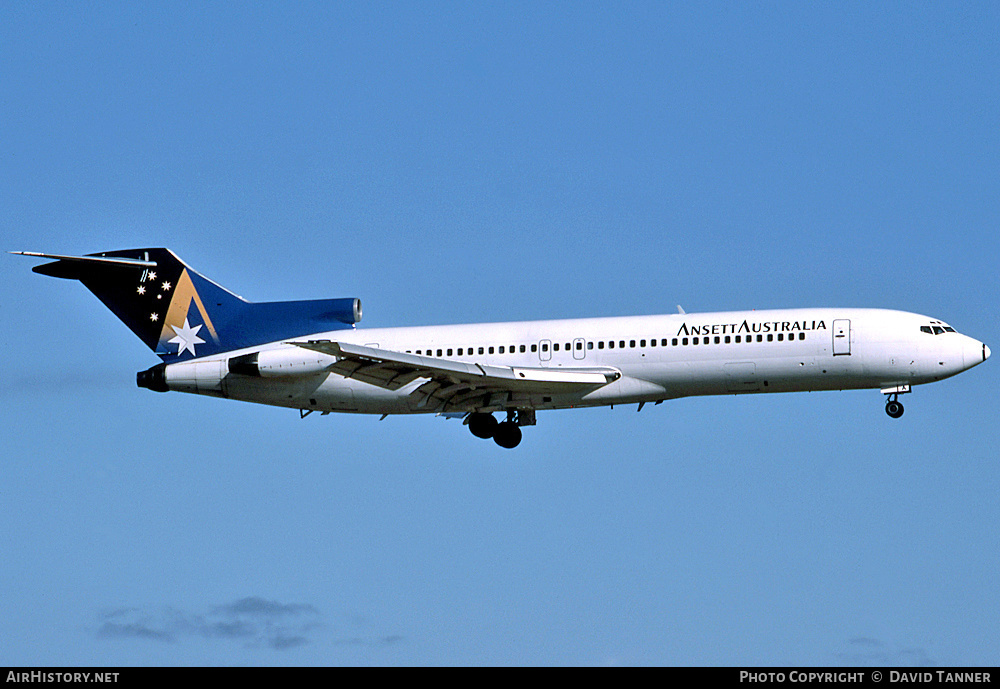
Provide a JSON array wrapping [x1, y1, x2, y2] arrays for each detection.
[[14, 248, 991, 448]]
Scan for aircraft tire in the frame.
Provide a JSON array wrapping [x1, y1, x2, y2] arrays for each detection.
[[885, 400, 904, 418], [493, 421, 522, 449], [468, 412, 498, 439]]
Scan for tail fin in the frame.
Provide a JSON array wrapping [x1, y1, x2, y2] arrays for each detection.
[[15, 248, 361, 362]]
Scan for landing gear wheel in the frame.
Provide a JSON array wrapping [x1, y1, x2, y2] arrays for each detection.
[[493, 421, 522, 449], [885, 399, 904, 418], [468, 412, 498, 439]]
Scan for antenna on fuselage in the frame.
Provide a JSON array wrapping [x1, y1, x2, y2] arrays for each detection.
[[677, 305, 686, 315]]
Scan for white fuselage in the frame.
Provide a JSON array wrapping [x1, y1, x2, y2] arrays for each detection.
[[160, 308, 989, 416]]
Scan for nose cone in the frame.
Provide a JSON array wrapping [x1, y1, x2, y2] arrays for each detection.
[[963, 337, 990, 369]]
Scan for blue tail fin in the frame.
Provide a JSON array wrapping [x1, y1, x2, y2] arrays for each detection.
[[19, 248, 361, 362]]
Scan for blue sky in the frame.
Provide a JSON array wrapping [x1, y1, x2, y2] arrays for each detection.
[[2, 1, 997, 666]]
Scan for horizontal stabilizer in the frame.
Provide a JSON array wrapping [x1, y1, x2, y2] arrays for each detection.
[[12, 251, 158, 278]]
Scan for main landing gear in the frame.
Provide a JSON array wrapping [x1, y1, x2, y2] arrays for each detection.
[[467, 410, 533, 449]]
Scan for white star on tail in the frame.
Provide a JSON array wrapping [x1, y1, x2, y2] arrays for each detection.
[[167, 318, 206, 356]]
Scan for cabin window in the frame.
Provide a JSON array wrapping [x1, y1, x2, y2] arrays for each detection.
[[587, 342, 593, 350], [437, 349, 443, 356], [447, 348, 453, 356], [672, 338, 678, 346], [608, 341, 615, 349], [488, 346, 494, 354], [553, 343, 559, 351], [598, 341, 604, 349], [693, 337, 699, 345], [650, 339, 656, 347], [715, 336, 721, 344], [499, 346, 504, 354], [682, 338, 689, 346], [531, 344, 537, 352], [777, 334, 784, 342], [541, 343, 548, 352], [619, 341, 625, 349], [799, 332, 805, 340], [767, 334, 773, 342]]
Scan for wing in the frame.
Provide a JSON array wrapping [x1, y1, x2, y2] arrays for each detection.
[[292, 340, 620, 412]]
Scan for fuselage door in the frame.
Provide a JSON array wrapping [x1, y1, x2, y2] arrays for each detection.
[[573, 338, 586, 360], [724, 362, 759, 392], [832, 319, 851, 356]]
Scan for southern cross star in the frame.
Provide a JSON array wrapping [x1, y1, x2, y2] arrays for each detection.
[[167, 317, 206, 356]]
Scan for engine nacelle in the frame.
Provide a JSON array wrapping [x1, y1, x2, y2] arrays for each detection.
[[227, 348, 337, 378], [138, 347, 336, 394], [137, 359, 225, 394]]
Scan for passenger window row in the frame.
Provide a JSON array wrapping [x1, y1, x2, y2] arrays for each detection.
[[404, 332, 807, 357], [407, 344, 535, 357]]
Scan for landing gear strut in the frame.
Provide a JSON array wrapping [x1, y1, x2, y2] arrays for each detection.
[[466, 410, 533, 448]]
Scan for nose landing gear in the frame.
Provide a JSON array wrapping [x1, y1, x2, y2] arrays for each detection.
[[885, 395, 904, 418], [882, 385, 910, 419]]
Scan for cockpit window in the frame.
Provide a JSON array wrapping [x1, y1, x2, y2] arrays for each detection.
[[921, 323, 958, 335]]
